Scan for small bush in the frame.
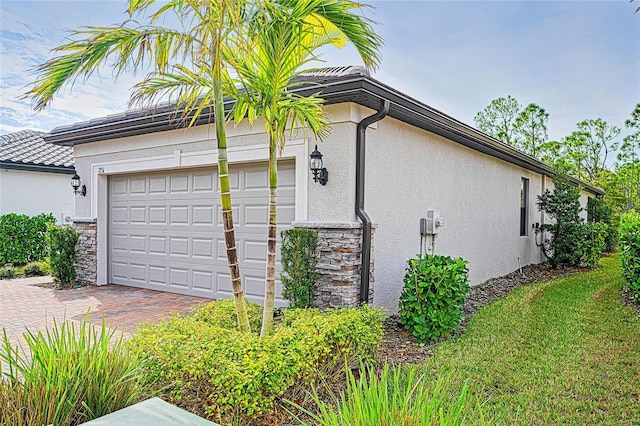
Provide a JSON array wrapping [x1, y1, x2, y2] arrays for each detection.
[[398, 255, 470, 343], [291, 365, 481, 426], [127, 302, 384, 423], [0, 213, 55, 265], [620, 213, 640, 302], [24, 262, 45, 277], [46, 225, 79, 285], [0, 265, 15, 279], [0, 315, 144, 426], [281, 228, 319, 308]]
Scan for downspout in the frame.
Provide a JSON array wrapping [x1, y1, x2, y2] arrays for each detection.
[[356, 99, 390, 305]]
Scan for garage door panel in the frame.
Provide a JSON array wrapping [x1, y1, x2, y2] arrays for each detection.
[[109, 162, 294, 303], [149, 176, 167, 194]]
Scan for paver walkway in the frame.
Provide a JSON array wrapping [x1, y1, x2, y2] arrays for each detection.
[[0, 276, 208, 349]]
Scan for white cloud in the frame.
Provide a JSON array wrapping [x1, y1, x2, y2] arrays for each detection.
[[0, 0, 638, 148]]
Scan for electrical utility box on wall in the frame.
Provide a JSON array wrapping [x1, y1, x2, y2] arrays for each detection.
[[426, 209, 444, 234]]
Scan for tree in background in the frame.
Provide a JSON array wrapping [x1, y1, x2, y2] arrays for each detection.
[[573, 119, 620, 183], [513, 103, 550, 158], [473, 95, 521, 146]]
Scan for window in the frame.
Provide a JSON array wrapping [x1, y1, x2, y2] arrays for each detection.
[[520, 178, 529, 236]]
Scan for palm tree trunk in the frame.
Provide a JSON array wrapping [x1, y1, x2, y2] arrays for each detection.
[[213, 41, 251, 334], [261, 134, 278, 337]]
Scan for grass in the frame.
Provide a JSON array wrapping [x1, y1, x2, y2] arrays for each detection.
[[417, 254, 640, 425], [0, 314, 144, 426]]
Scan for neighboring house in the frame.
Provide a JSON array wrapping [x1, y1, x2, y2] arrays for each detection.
[[45, 67, 602, 311], [0, 130, 75, 224]]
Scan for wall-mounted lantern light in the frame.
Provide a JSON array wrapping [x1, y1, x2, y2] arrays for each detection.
[[309, 145, 328, 186], [71, 173, 86, 196]]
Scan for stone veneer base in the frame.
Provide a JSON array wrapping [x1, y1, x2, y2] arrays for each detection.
[[71, 218, 97, 287], [291, 221, 374, 308]]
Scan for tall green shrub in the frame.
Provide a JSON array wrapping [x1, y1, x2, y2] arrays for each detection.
[[46, 225, 79, 285], [398, 255, 470, 343], [619, 213, 640, 302], [537, 173, 584, 267], [0, 213, 55, 264], [280, 228, 318, 308]]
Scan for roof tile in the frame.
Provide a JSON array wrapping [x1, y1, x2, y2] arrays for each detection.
[[0, 130, 74, 168]]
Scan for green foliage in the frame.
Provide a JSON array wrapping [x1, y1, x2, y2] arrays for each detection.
[[0, 315, 144, 426], [580, 222, 608, 268], [398, 255, 470, 343], [619, 213, 640, 302], [0, 265, 15, 279], [0, 213, 55, 265], [127, 302, 384, 423], [190, 298, 263, 331], [46, 225, 79, 285], [23, 261, 45, 277], [419, 254, 640, 424], [587, 196, 618, 251], [280, 228, 319, 308], [537, 173, 586, 267], [291, 365, 483, 426]]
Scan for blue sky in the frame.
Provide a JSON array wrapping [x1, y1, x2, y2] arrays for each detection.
[[1, 0, 638, 144]]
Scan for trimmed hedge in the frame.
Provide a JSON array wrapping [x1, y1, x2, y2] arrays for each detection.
[[127, 302, 384, 423], [0, 213, 55, 265], [620, 213, 640, 302]]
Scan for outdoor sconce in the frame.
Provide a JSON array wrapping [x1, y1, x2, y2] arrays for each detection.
[[71, 173, 86, 196], [309, 145, 328, 185]]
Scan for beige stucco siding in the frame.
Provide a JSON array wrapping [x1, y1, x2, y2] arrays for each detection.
[[71, 101, 600, 310], [361, 114, 594, 311]]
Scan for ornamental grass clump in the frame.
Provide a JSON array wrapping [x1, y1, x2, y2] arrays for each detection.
[[127, 301, 384, 424], [0, 315, 144, 426], [291, 364, 483, 426], [398, 254, 469, 343]]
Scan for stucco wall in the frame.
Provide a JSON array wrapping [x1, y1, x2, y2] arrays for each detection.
[[71, 102, 599, 311], [0, 168, 75, 223], [353, 113, 596, 312]]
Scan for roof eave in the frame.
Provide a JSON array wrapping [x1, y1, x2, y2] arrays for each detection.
[[43, 75, 604, 196], [0, 161, 76, 174]]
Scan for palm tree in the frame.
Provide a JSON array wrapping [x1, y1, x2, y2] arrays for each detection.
[[231, 0, 382, 337], [26, 0, 255, 332]]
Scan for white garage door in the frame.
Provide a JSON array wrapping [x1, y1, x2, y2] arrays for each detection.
[[108, 161, 295, 304]]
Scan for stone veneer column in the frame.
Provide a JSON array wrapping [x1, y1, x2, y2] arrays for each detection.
[[291, 221, 375, 308], [72, 218, 97, 287]]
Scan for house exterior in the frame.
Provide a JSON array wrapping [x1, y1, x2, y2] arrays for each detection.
[[45, 67, 602, 311], [0, 130, 75, 224]]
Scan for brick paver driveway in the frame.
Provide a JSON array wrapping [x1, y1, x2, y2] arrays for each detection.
[[0, 276, 208, 349]]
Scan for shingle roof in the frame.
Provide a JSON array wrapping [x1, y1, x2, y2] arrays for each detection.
[[1, 129, 74, 168]]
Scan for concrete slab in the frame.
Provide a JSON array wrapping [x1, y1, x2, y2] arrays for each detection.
[[79, 397, 219, 425]]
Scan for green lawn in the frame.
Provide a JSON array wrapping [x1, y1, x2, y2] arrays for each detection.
[[420, 254, 640, 425]]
